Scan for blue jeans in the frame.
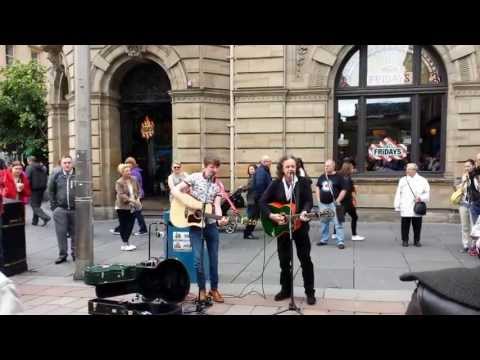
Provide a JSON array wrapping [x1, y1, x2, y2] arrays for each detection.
[[189, 223, 219, 291], [470, 201, 480, 225], [318, 202, 345, 244]]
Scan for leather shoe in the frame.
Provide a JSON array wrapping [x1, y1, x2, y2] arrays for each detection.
[[41, 218, 51, 227], [414, 242, 422, 247], [274, 290, 291, 301], [306, 295, 316, 305], [55, 256, 67, 264], [402, 241, 409, 247], [209, 289, 224, 303]]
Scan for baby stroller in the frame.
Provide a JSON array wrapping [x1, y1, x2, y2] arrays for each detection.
[[219, 187, 246, 234]]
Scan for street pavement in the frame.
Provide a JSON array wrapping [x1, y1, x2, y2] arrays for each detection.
[[7, 204, 480, 315]]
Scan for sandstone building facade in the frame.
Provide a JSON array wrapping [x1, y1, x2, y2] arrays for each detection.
[[40, 45, 480, 221]]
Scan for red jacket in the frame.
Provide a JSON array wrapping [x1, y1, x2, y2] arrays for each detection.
[[2, 170, 32, 205]]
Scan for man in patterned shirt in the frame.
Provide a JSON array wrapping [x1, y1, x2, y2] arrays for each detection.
[[172, 156, 228, 304]]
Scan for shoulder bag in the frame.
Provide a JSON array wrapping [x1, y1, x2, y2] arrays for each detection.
[[406, 178, 427, 216]]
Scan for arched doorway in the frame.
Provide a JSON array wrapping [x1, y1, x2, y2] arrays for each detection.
[[118, 61, 172, 199]]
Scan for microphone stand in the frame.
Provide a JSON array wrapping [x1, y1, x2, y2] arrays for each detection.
[[195, 174, 213, 314], [274, 173, 303, 315]]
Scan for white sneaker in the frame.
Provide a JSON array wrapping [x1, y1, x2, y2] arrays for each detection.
[[120, 244, 129, 251], [332, 234, 337, 240], [351, 235, 365, 241], [127, 244, 137, 251]]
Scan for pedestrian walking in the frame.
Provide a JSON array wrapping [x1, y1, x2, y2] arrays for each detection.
[[49, 155, 76, 264], [242, 164, 258, 239], [394, 163, 430, 247], [453, 159, 475, 252], [253, 155, 272, 207], [25, 156, 51, 226], [316, 159, 348, 249], [467, 152, 480, 225], [337, 161, 365, 241], [115, 163, 141, 251]]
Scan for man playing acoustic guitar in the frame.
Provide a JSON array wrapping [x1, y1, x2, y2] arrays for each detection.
[[172, 156, 229, 304], [259, 155, 316, 305]]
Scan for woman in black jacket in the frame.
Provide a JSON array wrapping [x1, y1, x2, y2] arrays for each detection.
[[337, 161, 365, 241], [259, 155, 316, 305], [243, 164, 258, 239]]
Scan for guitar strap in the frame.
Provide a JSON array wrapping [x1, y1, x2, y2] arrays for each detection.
[[215, 178, 238, 213]]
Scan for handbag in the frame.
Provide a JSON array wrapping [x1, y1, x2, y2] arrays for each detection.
[[326, 174, 345, 223], [450, 188, 464, 206], [406, 178, 427, 216]]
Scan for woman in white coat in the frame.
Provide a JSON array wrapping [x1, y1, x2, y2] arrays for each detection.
[[394, 163, 430, 247]]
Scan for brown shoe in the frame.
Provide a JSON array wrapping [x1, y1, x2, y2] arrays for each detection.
[[209, 289, 224, 303], [198, 289, 207, 302]]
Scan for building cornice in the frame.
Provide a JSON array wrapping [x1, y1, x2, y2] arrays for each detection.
[[452, 82, 480, 97]]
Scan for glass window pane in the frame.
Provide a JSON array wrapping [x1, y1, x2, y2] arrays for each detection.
[[421, 48, 442, 85], [367, 45, 414, 86], [336, 99, 359, 166], [338, 50, 359, 87], [365, 97, 411, 172], [418, 94, 442, 171]]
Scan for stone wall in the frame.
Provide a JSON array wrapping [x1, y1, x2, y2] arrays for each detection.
[[43, 44, 480, 221]]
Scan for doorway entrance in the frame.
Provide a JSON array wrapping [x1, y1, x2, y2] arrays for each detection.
[[119, 62, 172, 200]]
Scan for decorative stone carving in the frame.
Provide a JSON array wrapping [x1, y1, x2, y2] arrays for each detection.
[[125, 45, 146, 57], [296, 45, 309, 78]]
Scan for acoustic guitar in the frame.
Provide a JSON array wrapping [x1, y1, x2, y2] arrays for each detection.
[[261, 202, 335, 238], [170, 192, 255, 228]]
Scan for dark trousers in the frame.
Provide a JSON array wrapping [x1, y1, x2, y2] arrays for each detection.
[[117, 209, 135, 243], [277, 224, 315, 296], [334, 203, 358, 236], [243, 204, 259, 237], [401, 217, 423, 243], [30, 189, 51, 224], [53, 207, 75, 258], [114, 210, 147, 233]]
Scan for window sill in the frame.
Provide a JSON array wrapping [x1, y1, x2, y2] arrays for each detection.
[[353, 174, 454, 184]]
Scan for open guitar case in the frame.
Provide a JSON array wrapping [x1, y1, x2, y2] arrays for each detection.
[[87, 221, 191, 315]]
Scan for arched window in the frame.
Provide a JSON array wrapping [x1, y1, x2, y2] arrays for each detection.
[[335, 45, 447, 174]]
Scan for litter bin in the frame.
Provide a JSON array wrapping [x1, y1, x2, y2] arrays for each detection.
[[164, 210, 209, 283], [1, 200, 28, 276]]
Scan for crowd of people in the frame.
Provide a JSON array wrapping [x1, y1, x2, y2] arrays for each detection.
[[1, 150, 480, 308]]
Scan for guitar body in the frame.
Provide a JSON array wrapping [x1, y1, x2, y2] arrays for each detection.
[[170, 193, 214, 228], [261, 202, 303, 238]]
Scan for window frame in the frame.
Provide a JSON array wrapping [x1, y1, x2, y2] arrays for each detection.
[[5, 45, 15, 66], [334, 45, 448, 177]]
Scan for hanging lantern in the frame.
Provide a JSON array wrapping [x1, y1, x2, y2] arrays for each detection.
[[140, 115, 155, 140]]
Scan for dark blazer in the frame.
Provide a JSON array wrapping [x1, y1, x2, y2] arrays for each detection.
[[259, 177, 313, 218], [253, 165, 272, 201]]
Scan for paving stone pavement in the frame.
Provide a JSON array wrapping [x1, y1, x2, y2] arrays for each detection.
[[4, 205, 479, 315]]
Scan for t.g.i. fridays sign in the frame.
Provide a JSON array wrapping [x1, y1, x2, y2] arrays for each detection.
[[368, 137, 408, 161]]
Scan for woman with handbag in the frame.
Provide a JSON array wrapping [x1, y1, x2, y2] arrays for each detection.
[[452, 159, 475, 252], [394, 163, 430, 247]]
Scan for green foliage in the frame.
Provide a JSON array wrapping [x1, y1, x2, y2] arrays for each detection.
[[0, 60, 48, 161]]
